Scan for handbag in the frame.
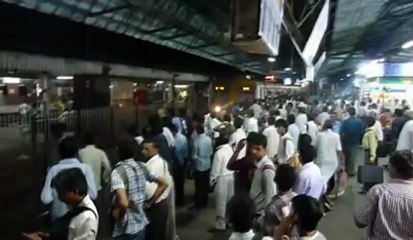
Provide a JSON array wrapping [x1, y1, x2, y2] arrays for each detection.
[[357, 165, 383, 184]]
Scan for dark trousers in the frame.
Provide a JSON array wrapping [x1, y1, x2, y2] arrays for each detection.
[[145, 198, 169, 240], [194, 169, 210, 208], [343, 145, 358, 176], [173, 166, 186, 205]]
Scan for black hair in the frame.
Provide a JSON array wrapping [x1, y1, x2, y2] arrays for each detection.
[[389, 150, 413, 179], [323, 119, 333, 130], [169, 123, 178, 134], [52, 168, 88, 196], [348, 107, 356, 116], [196, 124, 205, 134], [117, 137, 138, 161], [234, 117, 244, 129], [223, 113, 232, 122], [365, 116, 376, 128], [298, 134, 312, 153], [267, 116, 276, 126], [51, 123, 68, 139], [361, 101, 366, 106], [167, 108, 175, 117], [292, 195, 323, 233], [299, 145, 315, 164], [275, 164, 297, 192], [143, 138, 160, 150], [287, 114, 295, 125], [274, 110, 281, 116], [246, 132, 267, 148], [228, 193, 256, 233], [215, 135, 229, 147], [395, 109, 403, 117], [275, 119, 289, 129], [248, 110, 254, 118], [83, 131, 96, 145], [58, 136, 78, 159]]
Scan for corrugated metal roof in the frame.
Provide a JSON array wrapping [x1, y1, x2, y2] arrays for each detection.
[[3, 0, 267, 73]]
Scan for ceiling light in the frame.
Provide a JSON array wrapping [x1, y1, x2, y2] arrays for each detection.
[[246, 75, 252, 80], [346, 73, 351, 77], [156, 80, 164, 84], [133, 82, 137, 87], [56, 76, 74, 80], [267, 57, 276, 62], [402, 40, 413, 49], [175, 85, 189, 88], [340, 78, 344, 81], [284, 67, 292, 71], [1, 77, 21, 84]]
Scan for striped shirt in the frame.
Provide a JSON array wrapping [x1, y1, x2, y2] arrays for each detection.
[[354, 179, 413, 240]]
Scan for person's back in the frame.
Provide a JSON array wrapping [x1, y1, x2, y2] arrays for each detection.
[[355, 150, 413, 240], [79, 142, 111, 191], [41, 137, 97, 220], [342, 115, 364, 146], [396, 120, 413, 151], [228, 193, 256, 240], [262, 116, 279, 159]]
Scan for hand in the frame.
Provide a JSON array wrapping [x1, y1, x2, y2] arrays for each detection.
[[274, 214, 296, 240], [22, 233, 42, 240], [236, 139, 247, 151]]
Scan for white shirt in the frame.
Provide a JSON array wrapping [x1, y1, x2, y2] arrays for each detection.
[[250, 103, 263, 119], [210, 144, 234, 184], [144, 154, 173, 203], [316, 129, 342, 164], [374, 120, 384, 142], [293, 162, 324, 199], [287, 124, 300, 148], [317, 112, 330, 127], [278, 133, 295, 164], [41, 158, 97, 220], [68, 195, 99, 240], [306, 121, 319, 146], [79, 145, 111, 191], [397, 120, 413, 150], [229, 229, 255, 240], [262, 125, 280, 159], [19, 103, 30, 115], [295, 113, 308, 133], [246, 117, 259, 134], [230, 128, 247, 159], [163, 127, 175, 147]]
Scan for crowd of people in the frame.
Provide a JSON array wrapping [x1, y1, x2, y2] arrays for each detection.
[[22, 95, 413, 240]]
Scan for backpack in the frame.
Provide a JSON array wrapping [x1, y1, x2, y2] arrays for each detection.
[[49, 206, 96, 240]]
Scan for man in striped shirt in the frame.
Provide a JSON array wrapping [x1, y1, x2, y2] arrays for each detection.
[[354, 150, 413, 240]]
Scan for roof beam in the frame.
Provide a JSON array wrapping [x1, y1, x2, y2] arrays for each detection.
[[87, 4, 130, 17]]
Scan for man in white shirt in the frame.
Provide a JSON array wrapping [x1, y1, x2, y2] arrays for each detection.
[[306, 114, 319, 146], [246, 110, 259, 134], [275, 119, 295, 164], [295, 103, 308, 133], [24, 168, 99, 240], [369, 111, 384, 143], [41, 137, 97, 220], [142, 139, 175, 240], [287, 114, 300, 149], [210, 134, 234, 230], [229, 117, 247, 159], [317, 107, 330, 127], [248, 133, 277, 214], [294, 145, 324, 199], [397, 119, 413, 151], [161, 117, 175, 147], [78, 132, 111, 209], [249, 100, 263, 119], [262, 116, 279, 160]]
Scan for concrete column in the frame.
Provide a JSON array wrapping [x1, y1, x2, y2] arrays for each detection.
[[306, 66, 315, 82]]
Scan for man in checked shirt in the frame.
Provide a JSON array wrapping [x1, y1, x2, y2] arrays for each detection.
[[354, 150, 413, 240]]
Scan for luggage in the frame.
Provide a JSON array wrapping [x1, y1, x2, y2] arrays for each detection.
[[357, 165, 384, 184]]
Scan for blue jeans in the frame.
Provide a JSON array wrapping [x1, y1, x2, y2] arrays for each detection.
[[115, 230, 145, 240]]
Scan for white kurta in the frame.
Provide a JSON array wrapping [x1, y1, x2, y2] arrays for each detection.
[[287, 124, 300, 149], [374, 120, 384, 142], [306, 121, 319, 146], [295, 113, 308, 133], [262, 125, 280, 159], [229, 128, 247, 159], [315, 129, 342, 186], [396, 120, 413, 151], [210, 144, 234, 219], [246, 117, 259, 134], [144, 154, 173, 203]]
